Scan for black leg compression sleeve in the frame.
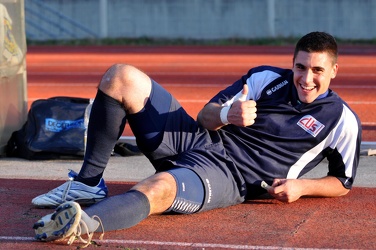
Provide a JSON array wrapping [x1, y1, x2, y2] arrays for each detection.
[[77, 90, 126, 186], [166, 168, 205, 214], [84, 190, 150, 232]]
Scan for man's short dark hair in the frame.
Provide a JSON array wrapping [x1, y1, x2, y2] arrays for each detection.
[[293, 32, 338, 64]]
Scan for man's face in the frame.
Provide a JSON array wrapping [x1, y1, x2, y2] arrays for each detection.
[[292, 51, 338, 103]]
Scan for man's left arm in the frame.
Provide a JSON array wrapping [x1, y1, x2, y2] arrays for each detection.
[[267, 176, 349, 203], [269, 103, 362, 203]]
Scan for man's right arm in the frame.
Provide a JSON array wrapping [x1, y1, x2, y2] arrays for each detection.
[[197, 102, 225, 131], [197, 84, 257, 131], [197, 99, 257, 131]]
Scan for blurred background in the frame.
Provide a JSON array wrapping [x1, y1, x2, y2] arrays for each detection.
[[24, 0, 376, 42]]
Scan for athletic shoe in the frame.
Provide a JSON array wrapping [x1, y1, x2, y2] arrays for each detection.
[[33, 201, 104, 248], [32, 169, 108, 207]]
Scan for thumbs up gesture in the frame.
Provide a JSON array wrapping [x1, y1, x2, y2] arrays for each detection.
[[227, 84, 257, 127], [237, 83, 249, 102]]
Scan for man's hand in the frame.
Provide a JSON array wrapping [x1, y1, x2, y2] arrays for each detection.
[[197, 84, 257, 130], [227, 84, 257, 127], [262, 176, 350, 203], [267, 179, 303, 203]]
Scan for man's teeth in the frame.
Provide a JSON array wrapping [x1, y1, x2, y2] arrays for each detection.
[[301, 85, 315, 90]]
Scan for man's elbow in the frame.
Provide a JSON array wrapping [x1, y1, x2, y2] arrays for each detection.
[[196, 111, 206, 127], [337, 186, 351, 197]]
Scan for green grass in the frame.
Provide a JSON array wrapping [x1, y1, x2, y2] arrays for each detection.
[[27, 36, 376, 46]]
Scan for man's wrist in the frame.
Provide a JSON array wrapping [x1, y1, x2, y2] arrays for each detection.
[[220, 106, 230, 125]]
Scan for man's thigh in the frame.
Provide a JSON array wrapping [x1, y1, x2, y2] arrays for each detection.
[[167, 143, 246, 212], [127, 79, 211, 161]]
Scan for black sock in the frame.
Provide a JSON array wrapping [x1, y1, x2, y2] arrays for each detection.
[[84, 190, 150, 232], [76, 90, 126, 186]]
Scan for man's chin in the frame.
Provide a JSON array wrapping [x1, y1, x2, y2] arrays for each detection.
[[298, 94, 315, 104]]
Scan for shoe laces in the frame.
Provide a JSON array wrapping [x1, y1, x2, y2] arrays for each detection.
[[67, 215, 105, 248], [60, 176, 74, 203]]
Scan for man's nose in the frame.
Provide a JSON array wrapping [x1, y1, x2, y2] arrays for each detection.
[[301, 70, 314, 83]]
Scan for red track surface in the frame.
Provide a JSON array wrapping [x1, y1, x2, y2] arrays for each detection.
[[1, 45, 375, 249], [26, 45, 376, 141], [1, 179, 375, 249]]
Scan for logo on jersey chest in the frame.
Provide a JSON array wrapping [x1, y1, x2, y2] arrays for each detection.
[[297, 115, 325, 137], [266, 80, 288, 96]]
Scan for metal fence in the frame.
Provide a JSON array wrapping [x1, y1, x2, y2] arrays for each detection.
[[25, 0, 376, 41]]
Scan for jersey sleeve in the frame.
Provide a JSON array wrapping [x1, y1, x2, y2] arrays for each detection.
[[208, 66, 286, 106], [326, 104, 362, 189]]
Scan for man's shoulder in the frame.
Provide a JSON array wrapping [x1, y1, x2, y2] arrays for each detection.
[[317, 90, 361, 129], [333, 92, 362, 125], [327, 90, 356, 112]]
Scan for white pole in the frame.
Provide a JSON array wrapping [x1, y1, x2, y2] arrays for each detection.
[[99, 0, 108, 38], [267, 0, 275, 37]]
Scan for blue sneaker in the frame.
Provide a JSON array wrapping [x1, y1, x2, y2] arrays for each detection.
[[32, 170, 108, 207]]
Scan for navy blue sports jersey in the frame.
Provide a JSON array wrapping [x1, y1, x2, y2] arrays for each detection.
[[209, 66, 362, 197]]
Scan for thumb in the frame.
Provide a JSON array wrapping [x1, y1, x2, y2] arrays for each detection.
[[238, 84, 248, 102]]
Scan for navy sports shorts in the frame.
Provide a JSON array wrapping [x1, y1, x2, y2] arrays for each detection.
[[127, 79, 246, 212]]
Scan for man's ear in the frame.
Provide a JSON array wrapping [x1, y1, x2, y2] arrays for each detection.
[[331, 64, 339, 79]]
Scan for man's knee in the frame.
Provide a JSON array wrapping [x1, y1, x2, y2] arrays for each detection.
[[99, 64, 137, 91], [131, 172, 177, 214], [98, 63, 152, 113]]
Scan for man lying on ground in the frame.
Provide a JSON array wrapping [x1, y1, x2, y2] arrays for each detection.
[[32, 31, 361, 247]]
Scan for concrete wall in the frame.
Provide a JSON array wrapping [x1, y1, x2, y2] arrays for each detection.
[[26, 0, 376, 41]]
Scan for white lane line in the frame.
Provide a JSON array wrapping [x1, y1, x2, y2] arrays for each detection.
[[0, 236, 32, 241], [25, 71, 376, 77], [362, 122, 376, 126], [339, 101, 376, 105], [25, 62, 376, 68], [25, 97, 376, 106], [0, 236, 351, 250], [332, 85, 376, 89], [27, 71, 244, 76], [178, 100, 376, 105], [26, 82, 376, 89]]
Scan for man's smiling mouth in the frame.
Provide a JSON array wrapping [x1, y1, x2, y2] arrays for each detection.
[[300, 84, 316, 91]]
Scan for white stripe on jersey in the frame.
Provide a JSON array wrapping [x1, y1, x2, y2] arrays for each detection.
[[222, 70, 281, 107], [336, 105, 359, 179], [287, 104, 359, 179]]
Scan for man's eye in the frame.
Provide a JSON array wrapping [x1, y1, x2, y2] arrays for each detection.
[[313, 68, 324, 73], [296, 65, 305, 70]]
